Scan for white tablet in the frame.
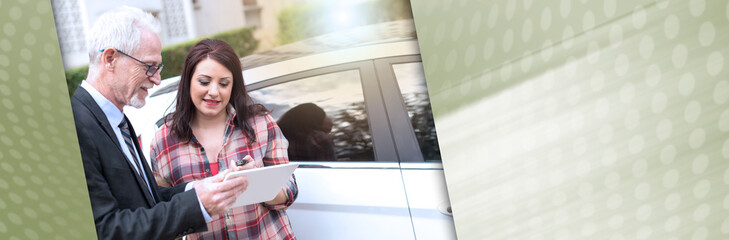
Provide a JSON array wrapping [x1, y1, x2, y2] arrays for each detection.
[[223, 162, 299, 208]]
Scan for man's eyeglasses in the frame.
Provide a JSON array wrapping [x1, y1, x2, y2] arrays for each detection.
[[100, 48, 164, 77]]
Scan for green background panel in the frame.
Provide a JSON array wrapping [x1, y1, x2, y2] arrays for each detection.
[[0, 0, 96, 239], [412, 0, 729, 239]]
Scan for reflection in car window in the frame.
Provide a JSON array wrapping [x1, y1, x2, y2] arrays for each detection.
[[249, 70, 376, 161], [392, 62, 442, 162]]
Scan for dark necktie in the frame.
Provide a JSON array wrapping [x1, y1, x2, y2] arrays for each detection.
[[118, 116, 155, 203]]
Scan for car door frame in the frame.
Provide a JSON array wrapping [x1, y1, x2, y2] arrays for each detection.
[[246, 59, 422, 239], [373, 55, 430, 163], [374, 55, 456, 239], [247, 60, 401, 164]]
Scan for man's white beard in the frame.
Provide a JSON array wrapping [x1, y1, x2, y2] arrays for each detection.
[[128, 92, 145, 108]]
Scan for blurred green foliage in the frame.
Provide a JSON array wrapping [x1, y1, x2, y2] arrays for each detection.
[[278, 0, 413, 44], [65, 65, 89, 97], [65, 27, 258, 96]]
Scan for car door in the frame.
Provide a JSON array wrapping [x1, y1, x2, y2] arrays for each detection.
[[247, 61, 416, 240], [128, 53, 457, 239], [374, 56, 456, 240]]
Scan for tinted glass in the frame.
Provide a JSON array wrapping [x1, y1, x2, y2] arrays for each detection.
[[392, 62, 442, 161], [249, 69, 376, 161]]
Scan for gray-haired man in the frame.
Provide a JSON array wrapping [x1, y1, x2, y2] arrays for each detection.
[[70, 6, 248, 239]]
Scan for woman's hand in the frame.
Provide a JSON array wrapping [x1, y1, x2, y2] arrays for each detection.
[[230, 156, 286, 205], [264, 189, 287, 205], [235, 155, 256, 171]]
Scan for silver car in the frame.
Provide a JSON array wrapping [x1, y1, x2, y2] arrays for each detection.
[[126, 20, 455, 240]]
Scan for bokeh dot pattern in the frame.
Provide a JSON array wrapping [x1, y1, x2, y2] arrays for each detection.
[[0, 0, 95, 239], [412, 0, 729, 239]]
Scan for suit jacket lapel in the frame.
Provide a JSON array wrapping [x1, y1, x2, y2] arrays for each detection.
[[73, 88, 121, 150], [74, 88, 157, 206]]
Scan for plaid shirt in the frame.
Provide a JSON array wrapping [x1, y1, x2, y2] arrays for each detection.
[[150, 111, 297, 240], [287, 130, 336, 161]]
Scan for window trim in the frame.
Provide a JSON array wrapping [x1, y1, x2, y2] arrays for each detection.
[[247, 60, 399, 163], [373, 55, 440, 163]]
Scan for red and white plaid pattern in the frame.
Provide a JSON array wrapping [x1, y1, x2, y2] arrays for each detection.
[[150, 111, 297, 240]]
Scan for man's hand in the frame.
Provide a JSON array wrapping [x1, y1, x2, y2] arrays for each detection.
[[193, 163, 248, 216]]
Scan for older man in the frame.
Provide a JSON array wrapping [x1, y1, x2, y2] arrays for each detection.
[[70, 6, 249, 239]]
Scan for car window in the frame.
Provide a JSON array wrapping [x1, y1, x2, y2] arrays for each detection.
[[248, 69, 377, 162], [391, 62, 442, 162]]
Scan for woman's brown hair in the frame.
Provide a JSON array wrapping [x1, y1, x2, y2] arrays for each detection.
[[169, 39, 267, 143]]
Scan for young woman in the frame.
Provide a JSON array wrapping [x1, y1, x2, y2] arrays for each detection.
[[150, 39, 297, 240]]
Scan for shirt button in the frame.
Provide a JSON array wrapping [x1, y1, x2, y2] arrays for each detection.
[[205, 168, 210, 172]]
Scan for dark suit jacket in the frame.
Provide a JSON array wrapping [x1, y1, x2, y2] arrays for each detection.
[[71, 87, 207, 239]]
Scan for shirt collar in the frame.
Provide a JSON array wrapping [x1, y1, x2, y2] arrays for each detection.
[[226, 105, 237, 126], [80, 80, 124, 127]]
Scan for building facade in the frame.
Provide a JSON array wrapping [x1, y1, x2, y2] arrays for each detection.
[[51, 0, 265, 69]]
